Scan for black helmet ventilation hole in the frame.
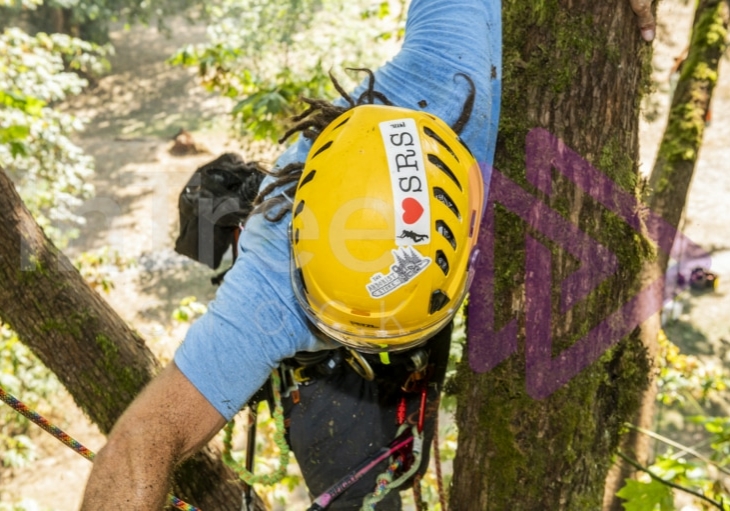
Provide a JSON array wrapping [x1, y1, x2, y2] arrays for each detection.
[[428, 154, 462, 191], [433, 187, 460, 219], [436, 220, 456, 249], [332, 116, 351, 131], [435, 250, 449, 276], [429, 290, 450, 314], [423, 127, 459, 162], [311, 141, 333, 159], [299, 170, 317, 189], [294, 228, 300, 244], [294, 200, 306, 218]]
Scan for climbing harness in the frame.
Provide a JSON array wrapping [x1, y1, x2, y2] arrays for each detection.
[[299, 353, 448, 511], [0, 386, 201, 511]]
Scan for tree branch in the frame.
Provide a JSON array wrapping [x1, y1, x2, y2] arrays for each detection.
[[617, 450, 726, 510], [626, 422, 730, 476]]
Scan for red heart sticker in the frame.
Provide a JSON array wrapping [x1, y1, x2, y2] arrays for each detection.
[[402, 198, 424, 224]]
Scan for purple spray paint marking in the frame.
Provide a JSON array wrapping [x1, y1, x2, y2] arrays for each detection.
[[468, 128, 711, 399]]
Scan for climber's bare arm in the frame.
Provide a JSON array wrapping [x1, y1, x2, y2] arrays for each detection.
[[81, 361, 226, 510]]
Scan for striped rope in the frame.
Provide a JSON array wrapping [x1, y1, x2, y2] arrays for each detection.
[[0, 387, 95, 461], [0, 385, 200, 511], [373, 456, 404, 497]]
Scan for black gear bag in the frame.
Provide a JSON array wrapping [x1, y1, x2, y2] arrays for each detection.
[[174, 152, 264, 270]]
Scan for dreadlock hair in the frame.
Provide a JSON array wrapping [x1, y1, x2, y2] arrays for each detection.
[[250, 69, 476, 223]]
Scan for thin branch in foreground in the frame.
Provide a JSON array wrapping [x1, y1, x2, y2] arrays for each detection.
[[626, 422, 730, 477], [616, 450, 726, 511]]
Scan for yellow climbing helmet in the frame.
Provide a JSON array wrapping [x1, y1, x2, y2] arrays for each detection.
[[289, 104, 484, 353]]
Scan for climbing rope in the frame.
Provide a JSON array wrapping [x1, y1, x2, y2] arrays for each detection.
[[433, 410, 447, 511], [222, 368, 291, 486], [0, 386, 200, 510], [412, 473, 424, 511], [0, 387, 95, 461], [360, 424, 423, 511], [370, 456, 404, 499]]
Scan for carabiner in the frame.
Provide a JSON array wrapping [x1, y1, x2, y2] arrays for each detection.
[[345, 349, 375, 381]]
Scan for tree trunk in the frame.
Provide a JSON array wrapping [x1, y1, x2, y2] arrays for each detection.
[[452, 1, 653, 509], [648, 0, 729, 272], [604, 2, 729, 508], [0, 167, 260, 510]]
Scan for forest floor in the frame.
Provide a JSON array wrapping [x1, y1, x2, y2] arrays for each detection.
[[2, 1, 730, 509]]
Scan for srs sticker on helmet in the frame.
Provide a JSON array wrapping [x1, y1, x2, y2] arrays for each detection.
[[366, 247, 432, 298], [379, 119, 431, 245]]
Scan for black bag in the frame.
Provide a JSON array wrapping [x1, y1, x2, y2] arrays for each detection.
[[175, 152, 264, 270]]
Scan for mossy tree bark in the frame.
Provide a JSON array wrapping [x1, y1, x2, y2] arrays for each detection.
[[604, 2, 730, 509], [0, 167, 262, 510], [451, 1, 654, 509]]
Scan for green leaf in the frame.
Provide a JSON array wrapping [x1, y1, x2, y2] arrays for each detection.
[[616, 479, 675, 511], [9, 141, 28, 158], [0, 125, 30, 144], [0, 91, 46, 116]]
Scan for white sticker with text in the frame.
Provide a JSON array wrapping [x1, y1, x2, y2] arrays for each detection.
[[379, 118, 431, 246]]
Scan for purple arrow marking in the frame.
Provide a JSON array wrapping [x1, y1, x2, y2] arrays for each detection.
[[468, 128, 711, 398]]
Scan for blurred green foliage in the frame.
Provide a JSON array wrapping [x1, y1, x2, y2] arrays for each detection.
[[0, 0, 212, 44], [618, 330, 730, 510], [170, 0, 408, 141], [0, 25, 109, 244]]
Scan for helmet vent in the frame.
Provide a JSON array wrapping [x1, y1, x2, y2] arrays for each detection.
[[294, 228, 300, 244], [312, 141, 333, 159], [428, 154, 462, 191], [332, 116, 351, 131], [436, 220, 456, 249], [429, 290, 450, 314], [435, 250, 450, 276], [423, 127, 459, 162], [294, 200, 306, 218], [433, 187, 460, 219], [299, 170, 317, 189]]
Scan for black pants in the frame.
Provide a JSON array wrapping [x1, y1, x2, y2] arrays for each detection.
[[282, 324, 452, 511]]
